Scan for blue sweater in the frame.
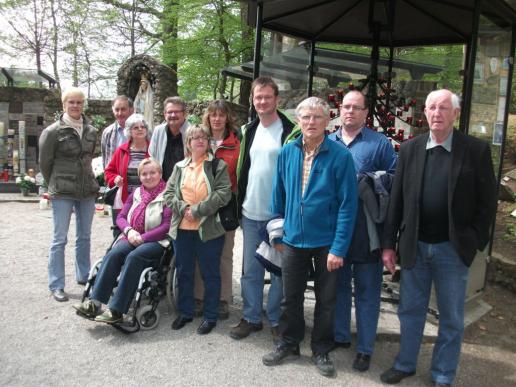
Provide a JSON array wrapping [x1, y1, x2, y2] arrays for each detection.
[[271, 136, 358, 257]]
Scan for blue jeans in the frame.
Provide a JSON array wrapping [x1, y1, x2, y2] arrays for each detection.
[[394, 241, 469, 385], [91, 240, 164, 314], [241, 215, 283, 326], [174, 230, 224, 322], [335, 261, 383, 355], [279, 244, 337, 355], [48, 197, 95, 291]]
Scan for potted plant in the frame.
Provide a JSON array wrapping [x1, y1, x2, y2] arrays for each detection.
[[16, 173, 36, 196]]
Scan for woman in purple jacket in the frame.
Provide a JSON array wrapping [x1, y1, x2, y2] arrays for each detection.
[[74, 158, 172, 323]]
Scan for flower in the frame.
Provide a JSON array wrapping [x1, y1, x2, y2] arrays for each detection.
[[16, 173, 37, 190], [91, 156, 105, 186]]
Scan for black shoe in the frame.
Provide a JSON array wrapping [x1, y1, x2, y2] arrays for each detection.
[[353, 353, 371, 372], [229, 319, 263, 340], [52, 289, 69, 302], [271, 326, 280, 345], [380, 367, 416, 384], [262, 345, 300, 366], [171, 316, 193, 330], [332, 341, 351, 350], [434, 383, 451, 387], [311, 353, 336, 378], [197, 320, 216, 335]]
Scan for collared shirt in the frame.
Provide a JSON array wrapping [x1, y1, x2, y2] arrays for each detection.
[[331, 126, 397, 174], [301, 138, 322, 196], [426, 130, 453, 152], [115, 125, 126, 149], [179, 155, 208, 230]]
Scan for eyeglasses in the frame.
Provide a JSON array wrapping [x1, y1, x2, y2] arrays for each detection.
[[300, 115, 325, 122], [191, 136, 208, 141], [341, 104, 366, 111]]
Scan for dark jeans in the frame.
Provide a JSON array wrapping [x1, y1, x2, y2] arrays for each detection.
[[279, 244, 338, 355], [174, 230, 225, 322], [91, 239, 164, 314]]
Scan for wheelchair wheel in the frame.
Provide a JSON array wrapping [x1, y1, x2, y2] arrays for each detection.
[[166, 254, 179, 311], [136, 305, 160, 331]]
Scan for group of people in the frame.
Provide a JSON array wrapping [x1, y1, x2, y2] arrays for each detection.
[[39, 77, 496, 386]]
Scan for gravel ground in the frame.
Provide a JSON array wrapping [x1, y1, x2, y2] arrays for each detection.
[[1, 201, 515, 386]]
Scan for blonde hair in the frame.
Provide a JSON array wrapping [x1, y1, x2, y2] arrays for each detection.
[[61, 87, 86, 104], [137, 157, 162, 176], [185, 125, 211, 157]]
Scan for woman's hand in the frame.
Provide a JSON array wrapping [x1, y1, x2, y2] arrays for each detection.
[[183, 207, 195, 222], [114, 175, 124, 187], [127, 229, 143, 246]]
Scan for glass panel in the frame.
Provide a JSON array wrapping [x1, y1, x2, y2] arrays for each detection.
[[259, 32, 309, 113], [469, 15, 513, 178]]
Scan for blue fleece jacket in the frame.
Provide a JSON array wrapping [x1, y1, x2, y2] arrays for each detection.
[[271, 135, 358, 257]]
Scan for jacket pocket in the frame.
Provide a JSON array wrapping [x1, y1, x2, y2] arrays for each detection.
[[57, 134, 81, 156], [54, 174, 77, 195]]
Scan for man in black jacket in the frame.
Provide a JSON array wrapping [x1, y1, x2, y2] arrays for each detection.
[[380, 89, 497, 387], [230, 77, 297, 342]]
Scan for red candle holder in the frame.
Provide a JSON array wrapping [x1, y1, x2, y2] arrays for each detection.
[[406, 116, 413, 124], [396, 110, 402, 117], [395, 144, 400, 152], [417, 119, 423, 127], [337, 89, 344, 97], [403, 105, 409, 112], [328, 94, 335, 102], [408, 134, 415, 139]]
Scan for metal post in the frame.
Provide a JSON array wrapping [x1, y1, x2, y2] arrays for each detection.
[[460, 0, 481, 133], [250, 2, 264, 120], [307, 41, 316, 97], [488, 23, 516, 257]]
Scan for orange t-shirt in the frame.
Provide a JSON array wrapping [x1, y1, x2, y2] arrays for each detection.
[[179, 156, 209, 230]]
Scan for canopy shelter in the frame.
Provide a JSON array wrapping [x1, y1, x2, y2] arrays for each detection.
[[0, 68, 57, 89], [239, 0, 516, 303], [222, 45, 442, 88]]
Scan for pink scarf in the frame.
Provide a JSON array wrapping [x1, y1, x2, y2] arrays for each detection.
[[130, 180, 166, 234]]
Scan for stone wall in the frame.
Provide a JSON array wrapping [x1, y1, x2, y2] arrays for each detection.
[[488, 253, 516, 293]]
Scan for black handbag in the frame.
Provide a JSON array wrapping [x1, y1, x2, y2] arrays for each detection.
[[103, 186, 119, 206], [211, 158, 239, 231]]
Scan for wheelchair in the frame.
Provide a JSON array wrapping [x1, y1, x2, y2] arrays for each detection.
[[79, 237, 179, 334]]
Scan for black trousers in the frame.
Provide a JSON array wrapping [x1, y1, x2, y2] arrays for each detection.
[[279, 244, 338, 355]]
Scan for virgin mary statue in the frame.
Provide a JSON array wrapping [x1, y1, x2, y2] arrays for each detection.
[[134, 73, 154, 130]]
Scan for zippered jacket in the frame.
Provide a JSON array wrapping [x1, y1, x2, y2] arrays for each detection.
[[214, 131, 240, 192], [236, 110, 299, 218], [39, 114, 99, 199], [271, 135, 358, 258]]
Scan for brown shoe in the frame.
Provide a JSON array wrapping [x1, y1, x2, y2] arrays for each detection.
[[219, 301, 229, 320], [229, 319, 263, 340]]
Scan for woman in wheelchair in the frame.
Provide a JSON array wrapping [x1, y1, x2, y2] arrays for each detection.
[[74, 158, 172, 323]]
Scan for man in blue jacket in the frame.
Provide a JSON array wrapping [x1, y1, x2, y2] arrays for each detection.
[[262, 97, 358, 378]]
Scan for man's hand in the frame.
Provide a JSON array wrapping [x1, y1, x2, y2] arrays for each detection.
[[327, 253, 344, 272], [382, 248, 397, 275], [273, 242, 284, 253]]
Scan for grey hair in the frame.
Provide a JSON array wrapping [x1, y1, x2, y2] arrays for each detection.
[[426, 90, 461, 110], [124, 113, 150, 139], [295, 96, 330, 117]]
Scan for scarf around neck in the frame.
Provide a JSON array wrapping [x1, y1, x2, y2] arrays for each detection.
[[130, 179, 167, 234], [62, 113, 84, 138]]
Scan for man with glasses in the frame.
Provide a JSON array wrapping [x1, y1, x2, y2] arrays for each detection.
[[149, 96, 189, 181], [262, 97, 357, 378], [328, 90, 397, 372], [380, 89, 496, 386]]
